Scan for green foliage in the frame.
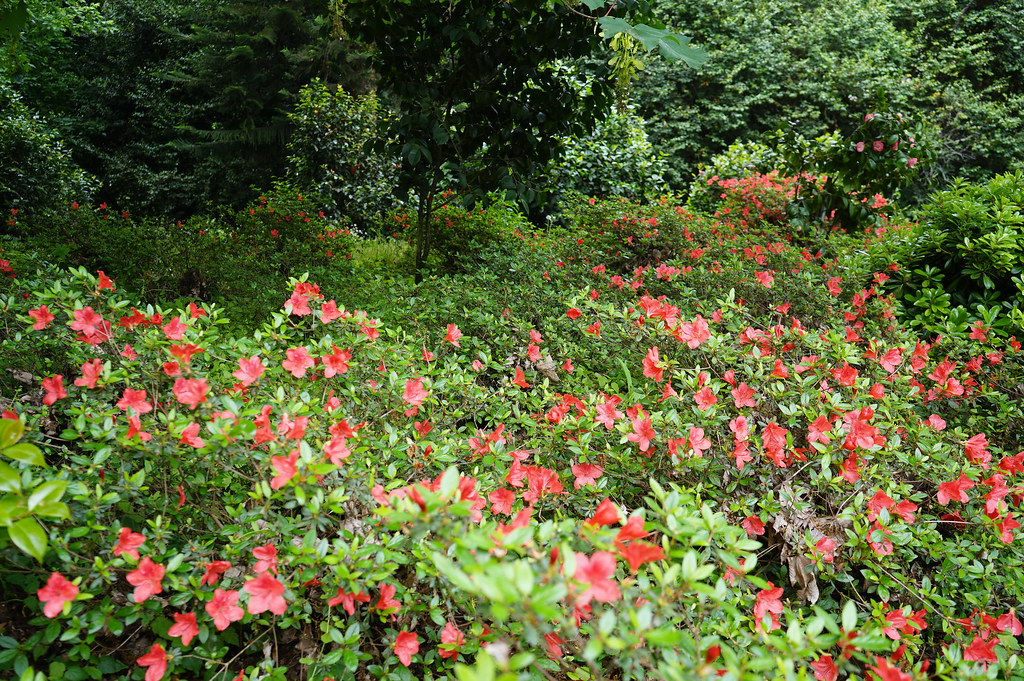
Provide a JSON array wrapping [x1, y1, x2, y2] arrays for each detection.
[[547, 103, 669, 206], [886, 172, 1024, 336], [0, 0, 112, 77], [348, 237, 413, 273], [0, 85, 97, 213], [11, 0, 367, 217], [776, 106, 931, 234], [171, 0, 350, 209], [342, 0, 703, 275], [14, 0, 210, 215], [285, 80, 402, 232], [18, 185, 353, 323], [0, 417, 67, 563], [637, 0, 1024, 188], [401, 197, 527, 276]]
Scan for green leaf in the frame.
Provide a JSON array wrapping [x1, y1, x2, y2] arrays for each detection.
[[0, 497, 24, 526], [10, 517, 47, 562], [630, 24, 672, 51], [30, 502, 69, 521], [841, 600, 857, 632], [596, 16, 631, 38], [581, 0, 605, 9], [0, 419, 24, 450], [3, 443, 46, 467], [656, 35, 707, 69], [28, 481, 67, 511], [0, 461, 20, 493]]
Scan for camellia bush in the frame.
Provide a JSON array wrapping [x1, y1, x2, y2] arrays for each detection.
[[1, 192, 1023, 680]]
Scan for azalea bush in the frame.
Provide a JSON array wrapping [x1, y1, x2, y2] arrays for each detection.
[[15, 187, 355, 325], [1, 192, 1023, 680], [686, 139, 781, 212]]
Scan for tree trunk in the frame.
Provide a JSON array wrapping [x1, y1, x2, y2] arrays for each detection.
[[413, 188, 435, 284]]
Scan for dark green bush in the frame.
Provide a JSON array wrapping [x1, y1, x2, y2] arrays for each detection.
[[285, 80, 402, 232], [636, 0, 1024, 189], [0, 85, 98, 215], [546, 104, 668, 205], [887, 172, 1024, 335], [400, 197, 526, 275]]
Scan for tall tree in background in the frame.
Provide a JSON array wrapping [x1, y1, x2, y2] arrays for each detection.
[[172, 0, 362, 208], [12, 0, 368, 216], [343, 0, 704, 279]]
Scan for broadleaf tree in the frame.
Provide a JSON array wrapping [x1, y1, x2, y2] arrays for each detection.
[[343, 0, 705, 279]]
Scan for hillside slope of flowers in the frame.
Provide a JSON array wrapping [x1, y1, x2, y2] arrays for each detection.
[[1, 199, 1023, 681]]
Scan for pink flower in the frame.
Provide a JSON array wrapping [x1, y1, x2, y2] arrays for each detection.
[[244, 573, 287, 615], [168, 612, 199, 646], [253, 544, 278, 574], [282, 346, 315, 378], [28, 305, 55, 330], [70, 306, 104, 336], [270, 450, 299, 489], [573, 551, 620, 606], [445, 324, 463, 347], [126, 557, 165, 603], [627, 416, 656, 452], [74, 359, 103, 388], [136, 644, 168, 681], [173, 378, 209, 409], [42, 375, 67, 405], [439, 621, 465, 660], [162, 316, 188, 340], [233, 356, 265, 386], [206, 588, 244, 630], [571, 463, 603, 489], [37, 572, 79, 617], [117, 388, 152, 414], [394, 631, 419, 667], [113, 527, 146, 560]]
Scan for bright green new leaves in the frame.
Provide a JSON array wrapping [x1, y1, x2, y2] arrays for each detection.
[[0, 418, 68, 562], [9, 517, 47, 563], [597, 17, 707, 68]]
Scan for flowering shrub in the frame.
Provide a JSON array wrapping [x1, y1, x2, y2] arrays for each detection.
[[777, 107, 930, 234], [15, 187, 354, 324], [1, 195, 1023, 680], [707, 171, 808, 229], [687, 139, 781, 212]]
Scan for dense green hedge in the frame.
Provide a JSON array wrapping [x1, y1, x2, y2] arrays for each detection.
[[637, 0, 1024, 188]]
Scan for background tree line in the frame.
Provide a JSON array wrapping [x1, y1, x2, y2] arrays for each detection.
[[2, 0, 1022, 221]]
